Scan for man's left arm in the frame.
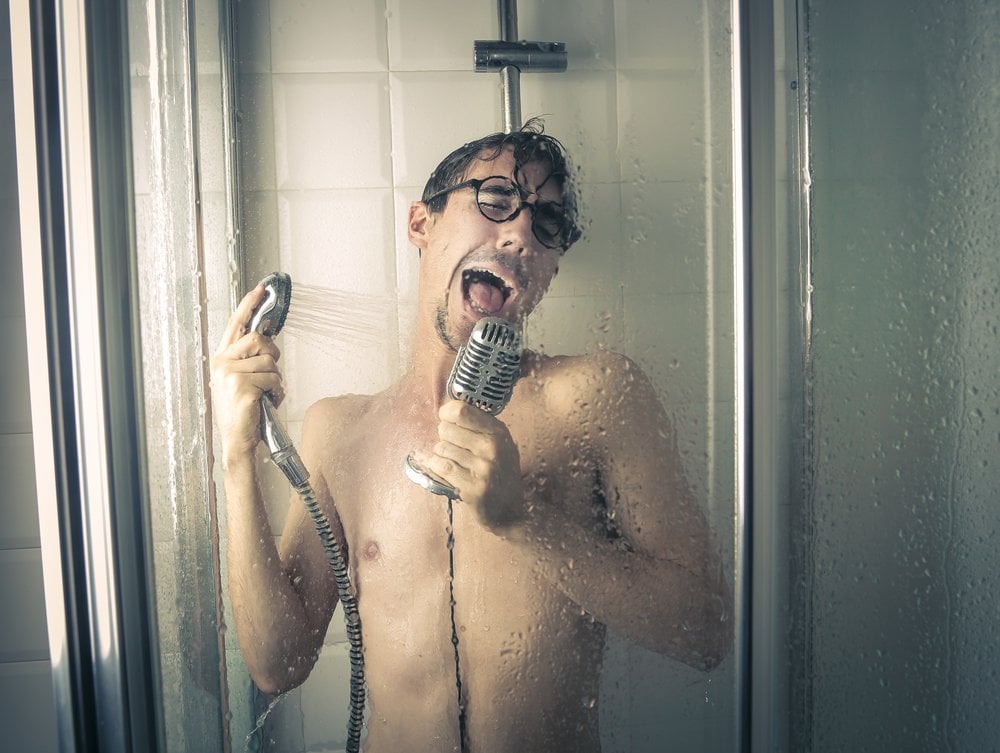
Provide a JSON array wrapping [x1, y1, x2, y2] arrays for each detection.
[[423, 351, 732, 670], [520, 351, 732, 670]]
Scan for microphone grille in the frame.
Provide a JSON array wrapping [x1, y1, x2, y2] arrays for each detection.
[[447, 318, 522, 414]]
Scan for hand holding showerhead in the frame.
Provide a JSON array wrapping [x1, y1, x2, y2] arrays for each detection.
[[210, 279, 286, 464], [246, 273, 310, 486]]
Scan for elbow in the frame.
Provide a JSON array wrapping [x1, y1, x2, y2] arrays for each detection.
[[691, 614, 732, 672], [651, 585, 733, 672], [693, 584, 734, 672], [247, 657, 312, 697], [241, 635, 321, 696]]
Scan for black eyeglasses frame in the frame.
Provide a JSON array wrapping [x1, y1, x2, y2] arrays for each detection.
[[423, 175, 581, 252]]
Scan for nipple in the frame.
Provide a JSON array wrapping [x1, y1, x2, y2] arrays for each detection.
[[362, 540, 381, 562]]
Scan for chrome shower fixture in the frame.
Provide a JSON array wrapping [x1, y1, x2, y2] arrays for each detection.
[[473, 40, 568, 73], [474, 0, 568, 133]]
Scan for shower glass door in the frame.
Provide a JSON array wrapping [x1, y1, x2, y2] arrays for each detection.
[[127, 0, 744, 751], [772, 0, 1000, 749]]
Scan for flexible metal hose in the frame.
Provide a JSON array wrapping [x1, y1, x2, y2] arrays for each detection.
[[291, 478, 365, 752]]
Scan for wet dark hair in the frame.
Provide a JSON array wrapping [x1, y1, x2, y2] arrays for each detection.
[[420, 118, 582, 249]]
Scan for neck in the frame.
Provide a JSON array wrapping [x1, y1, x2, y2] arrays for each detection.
[[400, 307, 460, 413]]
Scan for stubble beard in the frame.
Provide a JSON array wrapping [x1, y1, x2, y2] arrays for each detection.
[[434, 302, 463, 352]]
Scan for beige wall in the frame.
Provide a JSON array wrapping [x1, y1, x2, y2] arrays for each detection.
[[0, 3, 58, 750]]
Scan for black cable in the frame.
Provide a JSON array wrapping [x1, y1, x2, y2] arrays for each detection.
[[447, 498, 468, 752]]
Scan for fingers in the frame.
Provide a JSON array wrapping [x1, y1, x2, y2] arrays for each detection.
[[427, 400, 516, 481], [431, 440, 481, 477], [438, 399, 494, 430], [220, 283, 266, 348], [210, 331, 284, 418], [223, 347, 281, 374], [218, 330, 281, 365], [437, 401, 504, 456]]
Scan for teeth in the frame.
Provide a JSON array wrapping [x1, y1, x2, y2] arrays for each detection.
[[463, 268, 512, 296]]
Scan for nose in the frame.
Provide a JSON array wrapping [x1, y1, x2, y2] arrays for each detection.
[[497, 202, 538, 254]]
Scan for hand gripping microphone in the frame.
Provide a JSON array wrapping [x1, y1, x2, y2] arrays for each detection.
[[404, 317, 523, 498]]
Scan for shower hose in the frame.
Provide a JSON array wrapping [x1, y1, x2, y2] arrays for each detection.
[[247, 273, 364, 751], [291, 479, 365, 753], [261, 396, 365, 753]]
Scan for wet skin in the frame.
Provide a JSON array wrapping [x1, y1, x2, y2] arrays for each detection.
[[213, 149, 732, 752]]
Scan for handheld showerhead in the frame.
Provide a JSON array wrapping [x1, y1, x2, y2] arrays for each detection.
[[249, 272, 292, 336], [247, 272, 309, 486]]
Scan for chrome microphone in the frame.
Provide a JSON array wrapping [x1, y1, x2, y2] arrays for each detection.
[[404, 317, 523, 498], [446, 317, 522, 413]]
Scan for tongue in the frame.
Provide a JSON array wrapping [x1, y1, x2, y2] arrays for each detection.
[[468, 281, 505, 314]]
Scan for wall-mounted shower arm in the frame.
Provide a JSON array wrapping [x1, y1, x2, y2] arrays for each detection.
[[474, 40, 568, 73], [475, 0, 567, 133]]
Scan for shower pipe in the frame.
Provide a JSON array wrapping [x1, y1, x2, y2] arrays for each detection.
[[474, 0, 567, 133]]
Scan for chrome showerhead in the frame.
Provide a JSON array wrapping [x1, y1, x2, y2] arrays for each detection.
[[249, 272, 292, 337]]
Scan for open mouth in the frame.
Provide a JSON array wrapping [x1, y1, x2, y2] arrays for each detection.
[[462, 268, 514, 316]]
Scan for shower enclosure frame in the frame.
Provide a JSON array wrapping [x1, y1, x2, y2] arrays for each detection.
[[11, 0, 788, 751], [10, 1, 163, 752]]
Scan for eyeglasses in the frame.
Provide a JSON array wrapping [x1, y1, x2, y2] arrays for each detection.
[[424, 175, 581, 251]]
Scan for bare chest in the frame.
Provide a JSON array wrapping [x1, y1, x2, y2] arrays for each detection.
[[323, 395, 600, 579]]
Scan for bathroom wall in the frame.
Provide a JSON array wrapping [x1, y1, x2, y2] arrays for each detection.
[[220, 1, 738, 751], [0, 3, 59, 751]]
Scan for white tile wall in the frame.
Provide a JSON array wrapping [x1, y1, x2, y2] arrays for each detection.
[[0, 312, 31, 435], [271, 0, 389, 74], [618, 70, 707, 183], [278, 188, 396, 296], [0, 662, 59, 753], [300, 644, 353, 749], [519, 0, 617, 71], [520, 70, 620, 182], [614, 0, 706, 70], [0, 435, 39, 549], [386, 0, 495, 71], [273, 72, 393, 189], [388, 71, 501, 186], [2, 3, 56, 746], [0, 549, 49, 663]]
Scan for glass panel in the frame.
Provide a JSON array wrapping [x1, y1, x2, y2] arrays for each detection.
[[789, 0, 1000, 749], [131, 1, 743, 751], [127, 0, 228, 751]]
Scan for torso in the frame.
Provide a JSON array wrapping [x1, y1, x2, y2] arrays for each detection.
[[315, 352, 607, 753]]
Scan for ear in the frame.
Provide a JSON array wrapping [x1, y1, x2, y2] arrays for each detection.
[[408, 201, 433, 251]]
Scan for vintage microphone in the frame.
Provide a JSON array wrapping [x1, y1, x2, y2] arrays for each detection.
[[403, 316, 523, 498]]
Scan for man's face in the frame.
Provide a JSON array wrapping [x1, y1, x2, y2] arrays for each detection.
[[411, 148, 564, 351]]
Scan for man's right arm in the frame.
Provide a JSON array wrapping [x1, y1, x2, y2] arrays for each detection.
[[211, 286, 338, 694]]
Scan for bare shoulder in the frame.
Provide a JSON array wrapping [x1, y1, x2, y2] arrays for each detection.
[[299, 393, 378, 458], [303, 393, 374, 427], [524, 350, 654, 414]]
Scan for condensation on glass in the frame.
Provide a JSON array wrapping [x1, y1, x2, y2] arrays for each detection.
[[787, 0, 1000, 749], [128, 1, 744, 751]]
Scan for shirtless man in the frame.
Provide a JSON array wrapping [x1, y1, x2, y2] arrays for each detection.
[[212, 125, 731, 752]]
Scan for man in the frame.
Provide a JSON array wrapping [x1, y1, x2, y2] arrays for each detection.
[[212, 124, 731, 753]]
